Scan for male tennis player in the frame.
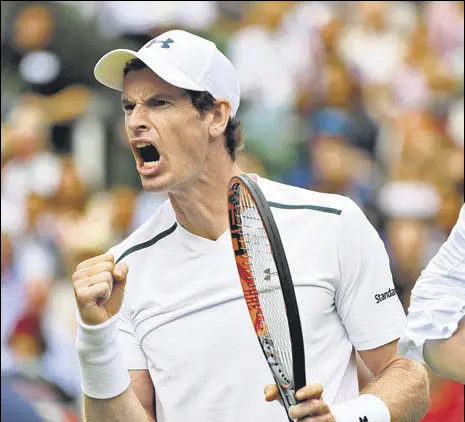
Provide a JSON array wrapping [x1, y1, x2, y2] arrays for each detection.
[[397, 203, 465, 383], [72, 29, 429, 422]]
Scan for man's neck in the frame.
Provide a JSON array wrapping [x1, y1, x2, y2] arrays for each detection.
[[168, 162, 243, 241]]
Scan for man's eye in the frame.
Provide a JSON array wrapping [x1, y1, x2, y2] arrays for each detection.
[[149, 100, 169, 107], [122, 100, 169, 111]]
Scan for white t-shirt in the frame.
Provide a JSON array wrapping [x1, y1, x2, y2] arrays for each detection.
[[398, 204, 465, 364], [109, 176, 406, 422]]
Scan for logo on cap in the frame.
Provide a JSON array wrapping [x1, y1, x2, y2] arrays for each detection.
[[146, 37, 174, 49]]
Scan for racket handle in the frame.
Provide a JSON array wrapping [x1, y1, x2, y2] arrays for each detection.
[[275, 380, 297, 422]]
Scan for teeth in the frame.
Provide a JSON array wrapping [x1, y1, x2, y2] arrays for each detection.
[[135, 142, 151, 148], [143, 161, 159, 168]]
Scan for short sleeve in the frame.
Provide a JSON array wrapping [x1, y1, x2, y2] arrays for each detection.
[[336, 199, 406, 351], [398, 204, 465, 363], [117, 306, 148, 370]]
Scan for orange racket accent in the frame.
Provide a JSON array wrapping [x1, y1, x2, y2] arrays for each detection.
[[237, 258, 268, 337], [228, 199, 268, 337]]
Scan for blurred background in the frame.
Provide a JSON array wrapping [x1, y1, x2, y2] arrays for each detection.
[[1, 1, 463, 421]]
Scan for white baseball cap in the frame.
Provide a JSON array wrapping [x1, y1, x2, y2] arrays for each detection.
[[94, 29, 240, 117]]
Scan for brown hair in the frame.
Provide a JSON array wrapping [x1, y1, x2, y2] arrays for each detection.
[[123, 59, 243, 161]]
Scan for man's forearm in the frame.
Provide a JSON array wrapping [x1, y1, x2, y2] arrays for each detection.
[[361, 357, 430, 422], [83, 387, 155, 422], [423, 316, 465, 383]]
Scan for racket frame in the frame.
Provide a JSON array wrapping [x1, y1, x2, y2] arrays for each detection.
[[228, 174, 306, 419]]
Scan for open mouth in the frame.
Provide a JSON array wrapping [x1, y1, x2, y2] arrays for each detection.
[[135, 142, 160, 168]]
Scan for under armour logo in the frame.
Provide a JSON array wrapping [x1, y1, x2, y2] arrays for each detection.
[[359, 417, 368, 422], [264, 268, 276, 281], [146, 37, 174, 49]]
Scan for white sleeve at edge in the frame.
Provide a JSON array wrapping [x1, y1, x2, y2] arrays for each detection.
[[398, 204, 465, 363]]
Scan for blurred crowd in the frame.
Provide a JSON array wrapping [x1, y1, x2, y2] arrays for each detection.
[[1, 1, 463, 421]]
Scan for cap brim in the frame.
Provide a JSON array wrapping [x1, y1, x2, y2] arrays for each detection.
[[94, 49, 204, 92]]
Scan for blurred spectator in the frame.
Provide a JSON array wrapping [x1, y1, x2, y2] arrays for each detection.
[[227, 1, 314, 175], [425, 1, 464, 81], [1, 231, 25, 373], [7, 311, 48, 377], [338, 2, 408, 88], [97, 1, 218, 40], [1, 1, 97, 153], [228, 1, 303, 110], [1, 96, 62, 237], [446, 98, 464, 149], [14, 192, 58, 286], [2, 373, 79, 422], [109, 185, 137, 244], [1, 377, 45, 422], [284, 107, 378, 218], [130, 190, 169, 232]]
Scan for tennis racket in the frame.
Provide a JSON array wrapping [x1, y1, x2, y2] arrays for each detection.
[[227, 174, 306, 421]]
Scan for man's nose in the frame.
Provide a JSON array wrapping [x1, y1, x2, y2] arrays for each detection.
[[127, 104, 149, 132]]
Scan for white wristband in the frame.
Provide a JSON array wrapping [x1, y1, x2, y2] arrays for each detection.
[[331, 394, 390, 422], [76, 311, 131, 399]]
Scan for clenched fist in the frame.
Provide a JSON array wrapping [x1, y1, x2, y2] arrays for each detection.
[[72, 253, 129, 325]]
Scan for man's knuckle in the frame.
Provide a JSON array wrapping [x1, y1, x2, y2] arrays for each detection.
[[94, 263, 113, 277], [73, 269, 87, 281], [74, 276, 90, 288], [77, 267, 89, 278], [103, 271, 113, 282], [99, 261, 113, 271], [98, 279, 110, 289], [76, 258, 92, 270]]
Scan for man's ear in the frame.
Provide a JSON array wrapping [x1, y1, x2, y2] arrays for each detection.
[[208, 100, 230, 138]]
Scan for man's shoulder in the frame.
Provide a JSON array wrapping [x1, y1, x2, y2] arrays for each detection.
[[108, 199, 176, 262], [257, 176, 356, 217]]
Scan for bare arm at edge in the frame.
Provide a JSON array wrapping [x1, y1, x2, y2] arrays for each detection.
[[423, 316, 465, 383], [83, 370, 156, 422], [359, 339, 430, 422]]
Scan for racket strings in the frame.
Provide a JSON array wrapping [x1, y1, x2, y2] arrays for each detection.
[[237, 188, 294, 386]]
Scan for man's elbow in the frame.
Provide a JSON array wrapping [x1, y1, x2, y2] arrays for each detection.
[[395, 357, 431, 421]]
